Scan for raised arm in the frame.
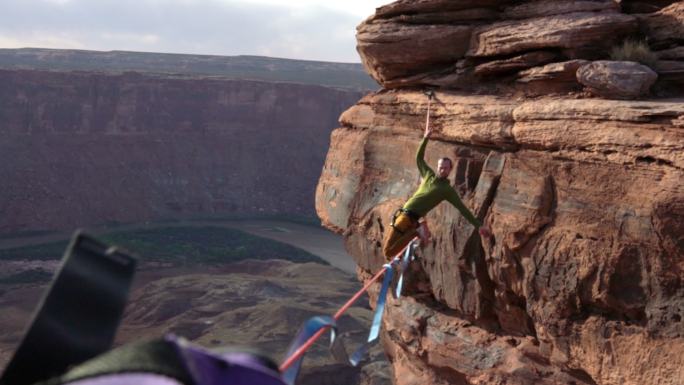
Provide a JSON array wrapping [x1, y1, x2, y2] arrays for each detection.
[[416, 98, 437, 178], [416, 137, 434, 178]]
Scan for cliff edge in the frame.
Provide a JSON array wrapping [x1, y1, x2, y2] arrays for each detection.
[[316, 1, 684, 384]]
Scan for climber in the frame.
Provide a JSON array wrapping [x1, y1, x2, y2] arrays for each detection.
[[382, 92, 491, 260]]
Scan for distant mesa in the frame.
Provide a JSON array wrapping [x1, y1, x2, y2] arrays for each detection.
[[0, 48, 379, 91]]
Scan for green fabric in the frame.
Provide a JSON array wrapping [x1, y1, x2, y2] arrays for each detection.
[[36, 339, 193, 385], [402, 137, 481, 227]]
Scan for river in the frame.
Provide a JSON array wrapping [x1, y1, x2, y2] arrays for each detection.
[[0, 220, 357, 274]]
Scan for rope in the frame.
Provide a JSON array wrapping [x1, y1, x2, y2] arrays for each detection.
[[278, 236, 418, 373]]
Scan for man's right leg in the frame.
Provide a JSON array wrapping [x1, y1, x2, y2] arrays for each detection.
[[382, 214, 418, 261]]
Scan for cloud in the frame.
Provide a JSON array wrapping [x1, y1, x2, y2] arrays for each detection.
[[243, 0, 385, 18], [0, 0, 379, 62], [0, 33, 85, 50]]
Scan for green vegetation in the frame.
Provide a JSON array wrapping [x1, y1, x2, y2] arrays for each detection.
[[0, 241, 70, 261], [0, 226, 327, 266], [0, 229, 57, 240], [610, 39, 657, 68], [0, 269, 53, 285], [195, 214, 321, 227]]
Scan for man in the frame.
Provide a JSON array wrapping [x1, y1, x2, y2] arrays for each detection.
[[382, 119, 491, 260]]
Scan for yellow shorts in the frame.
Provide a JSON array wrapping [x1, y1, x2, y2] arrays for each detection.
[[382, 212, 418, 261]]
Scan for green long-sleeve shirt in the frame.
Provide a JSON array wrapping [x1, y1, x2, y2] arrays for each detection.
[[402, 137, 481, 227]]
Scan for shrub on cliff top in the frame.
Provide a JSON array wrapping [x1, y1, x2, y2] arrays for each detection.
[[610, 39, 657, 68]]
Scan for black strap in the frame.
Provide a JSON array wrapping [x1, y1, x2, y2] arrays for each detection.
[[0, 232, 137, 385], [399, 208, 421, 222]]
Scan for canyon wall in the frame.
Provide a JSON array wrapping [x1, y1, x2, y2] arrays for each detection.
[[0, 69, 366, 234], [316, 1, 684, 384]]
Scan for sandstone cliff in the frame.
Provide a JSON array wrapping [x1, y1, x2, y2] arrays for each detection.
[[316, 1, 684, 384], [0, 69, 365, 234]]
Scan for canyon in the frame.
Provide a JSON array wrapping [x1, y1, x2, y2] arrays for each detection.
[[1, 1, 683, 383], [0, 51, 373, 234], [0, 48, 385, 385]]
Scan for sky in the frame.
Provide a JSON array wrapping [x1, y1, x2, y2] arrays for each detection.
[[0, 0, 390, 63]]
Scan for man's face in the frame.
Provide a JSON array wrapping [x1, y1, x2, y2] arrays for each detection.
[[437, 159, 452, 178]]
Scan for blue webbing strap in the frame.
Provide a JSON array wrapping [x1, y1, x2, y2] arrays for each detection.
[[285, 240, 417, 381], [395, 240, 417, 299], [330, 262, 395, 366], [281, 316, 336, 385]]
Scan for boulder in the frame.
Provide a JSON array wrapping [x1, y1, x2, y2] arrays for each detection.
[[576, 60, 658, 99]]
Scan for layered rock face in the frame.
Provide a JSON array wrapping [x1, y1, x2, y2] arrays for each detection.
[[0, 69, 364, 233], [356, 0, 683, 96], [317, 1, 684, 384]]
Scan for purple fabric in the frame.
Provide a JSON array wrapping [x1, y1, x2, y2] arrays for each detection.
[[59, 335, 285, 385], [168, 335, 286, 385]]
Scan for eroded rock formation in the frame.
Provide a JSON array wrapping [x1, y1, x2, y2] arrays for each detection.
[[356, 0, 683, 96], [317, 1, 684, 384], [0, 69, 365, 234]]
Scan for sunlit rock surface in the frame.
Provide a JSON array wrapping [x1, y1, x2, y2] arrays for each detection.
[[318, 1, 684, 384]]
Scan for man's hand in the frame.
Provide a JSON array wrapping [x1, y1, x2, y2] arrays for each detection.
[[478, 226, 492, 239]]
